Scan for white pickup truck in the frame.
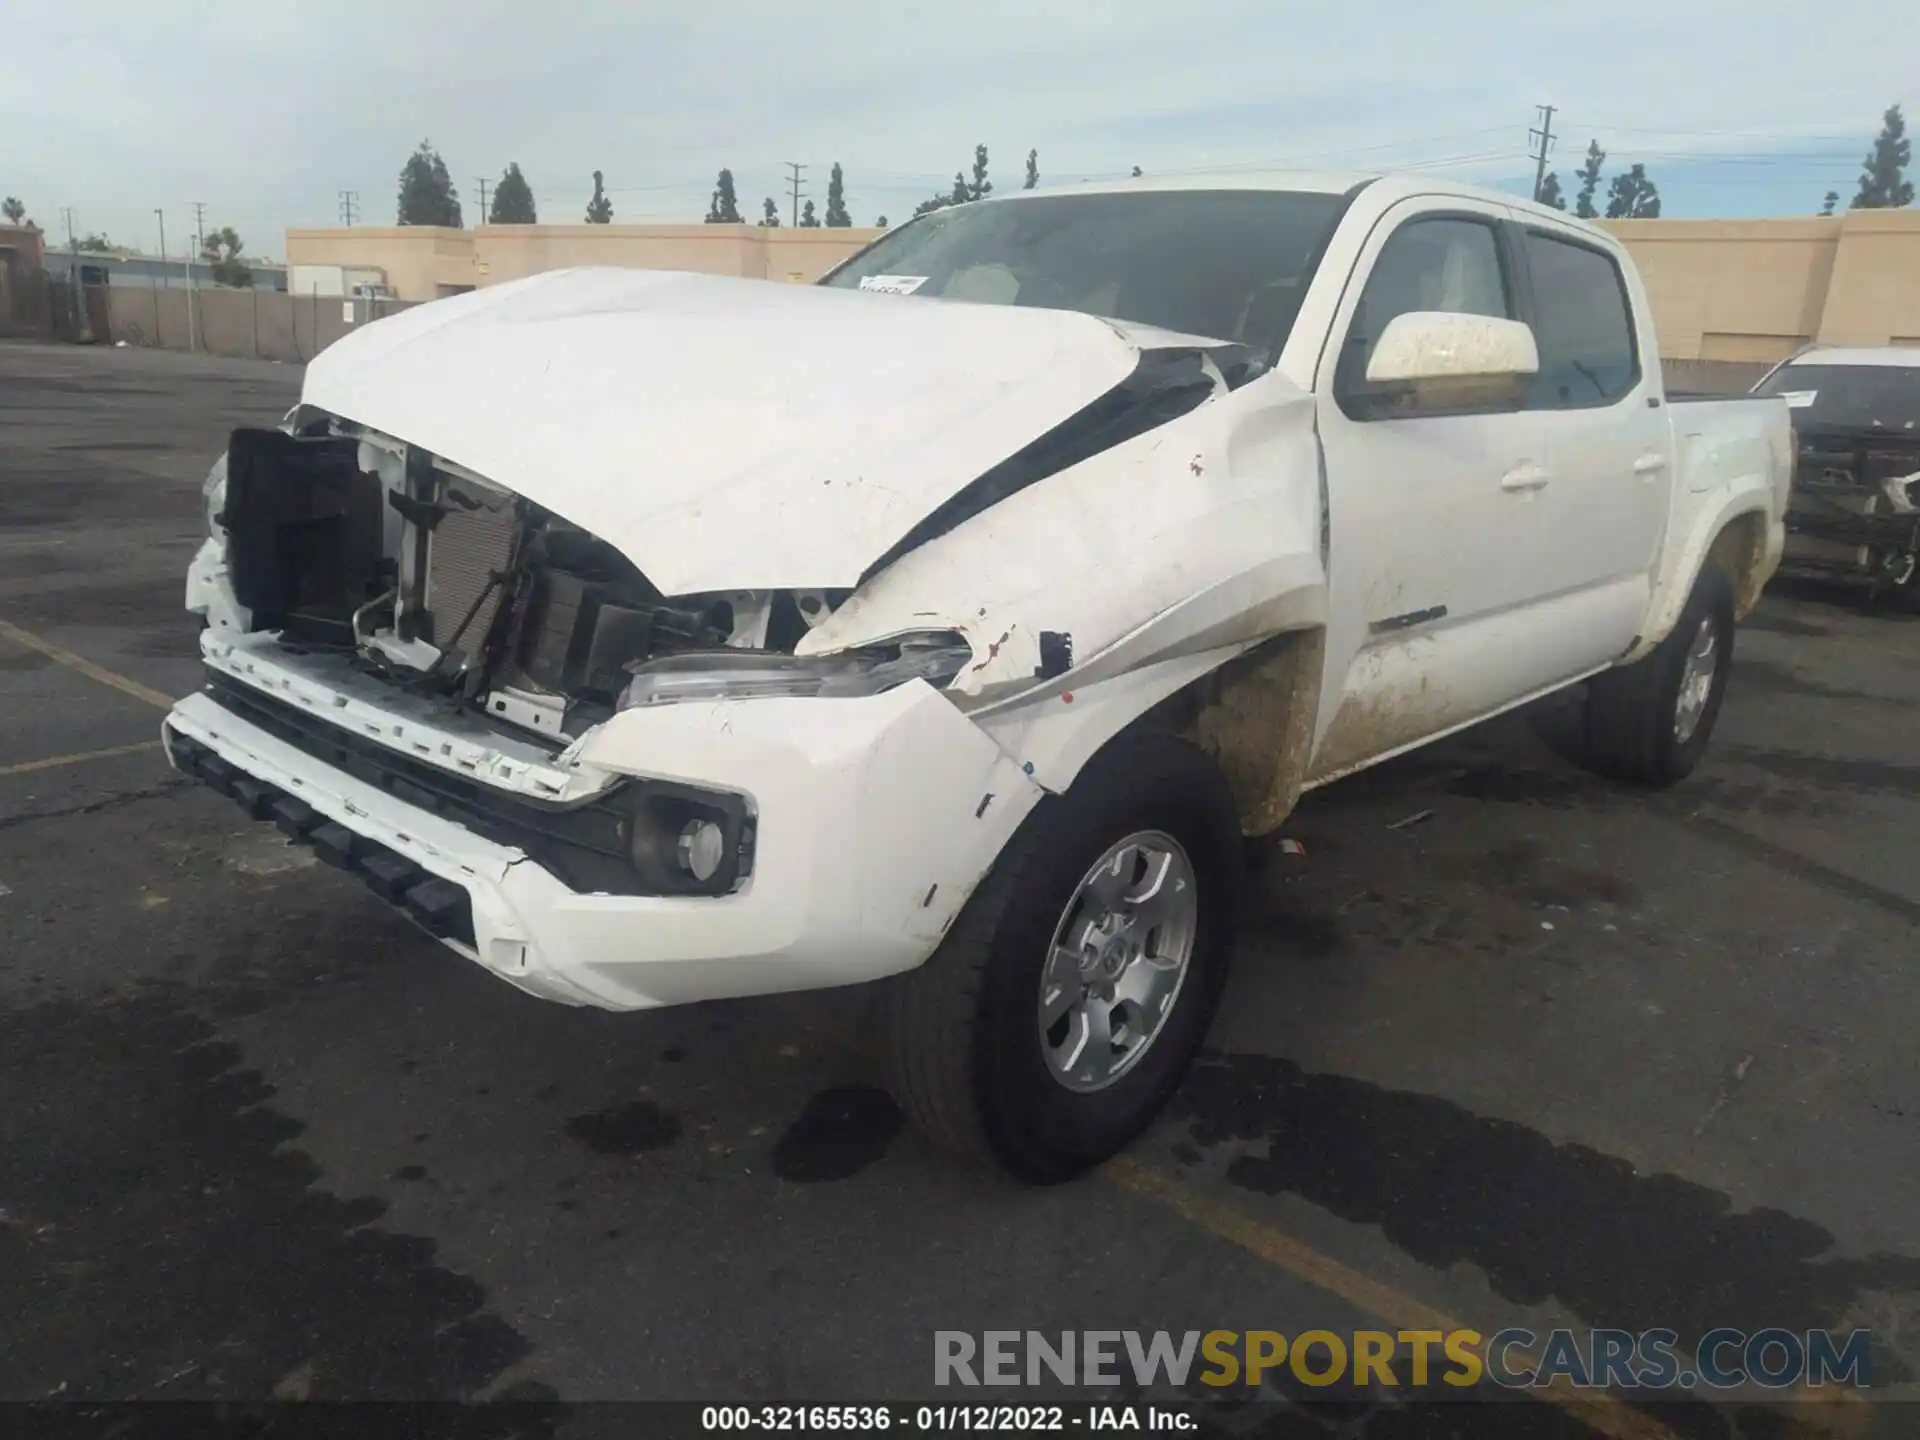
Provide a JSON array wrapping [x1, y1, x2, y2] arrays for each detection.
[[166, 171, 1790, 1181]]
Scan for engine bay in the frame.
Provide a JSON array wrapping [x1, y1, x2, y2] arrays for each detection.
[[219, 417, 848, 744]]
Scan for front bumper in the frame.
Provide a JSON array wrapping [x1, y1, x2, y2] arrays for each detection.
[[164, 670, 1040, 1012], [1781, 502, 1920, 584]]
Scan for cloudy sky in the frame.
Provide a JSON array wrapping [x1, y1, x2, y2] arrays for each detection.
[[5, 1, 1912, 261]]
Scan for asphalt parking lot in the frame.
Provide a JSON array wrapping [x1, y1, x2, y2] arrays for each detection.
[[4, 339, 1919, 1437]]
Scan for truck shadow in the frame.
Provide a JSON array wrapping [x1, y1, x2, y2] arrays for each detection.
[[1169, 1049, 1920, 1382]]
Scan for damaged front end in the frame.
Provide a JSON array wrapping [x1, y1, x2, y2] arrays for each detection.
[[208, 417, 976, 749], [1779, 427, 1920, 589], [171, 261, 1328, 1014]]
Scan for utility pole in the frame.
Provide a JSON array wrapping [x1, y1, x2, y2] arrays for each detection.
[[784, 161, 807, 228], [188, 200, 207, 353], [154, 209, 167, 287], [338, 190, 359, 226], [61, 206, 79, 294], [1528, 104, 1557, 203], [60, 207, 87, 341], [474, 176, 491, 224]]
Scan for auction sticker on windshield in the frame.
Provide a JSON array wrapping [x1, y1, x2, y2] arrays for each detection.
[[1780, 390, 1818, 408], [859, 275, 929, 295]]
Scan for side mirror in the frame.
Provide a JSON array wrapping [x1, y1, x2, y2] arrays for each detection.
[[1365, 311, 1540, 384]]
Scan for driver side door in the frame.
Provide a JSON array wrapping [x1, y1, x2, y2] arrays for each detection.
[[1308, 197, 1558, 782]]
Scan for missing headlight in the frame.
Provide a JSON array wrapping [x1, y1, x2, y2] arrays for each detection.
[[617, 631, 971, 710]]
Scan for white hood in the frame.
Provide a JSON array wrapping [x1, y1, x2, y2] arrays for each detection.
[[302, 267, 1171, 594]]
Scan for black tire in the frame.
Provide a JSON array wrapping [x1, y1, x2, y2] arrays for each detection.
[[1581, 565, 1736, 787], [874, 729, 1243, 1184]]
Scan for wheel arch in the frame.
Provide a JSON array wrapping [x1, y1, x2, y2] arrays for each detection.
[[1129, 628, 1327, 838], [1625, 498, 1779, 664]]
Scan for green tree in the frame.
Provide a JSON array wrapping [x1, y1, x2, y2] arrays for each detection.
[[1604, 163, 1661, 219], [1820, 190, 1840, 215], [1130, 165, 1143, 177], [585, 170, 613, 223], [1851, 104, 1914, 209], [799, 199, 820, 227], [705, 168, 743, 223], [75, 232, 115, 252], [759, 197, 781, 227], [912, 157, 982, 218], [200, 226, 254, 286], [2, 197, 23, 226], [1536, 172, 1566, 210], [1024, 149, 1039, 190], [397, 140, 463, 226], [875, 215, 889, 228], [1573, 140, 1606, 219], [824, 162, 851, 226], [490, 163, 537, 223]]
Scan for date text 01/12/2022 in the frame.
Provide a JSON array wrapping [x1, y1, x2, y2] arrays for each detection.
[[700, 1405, 1192, 1432]]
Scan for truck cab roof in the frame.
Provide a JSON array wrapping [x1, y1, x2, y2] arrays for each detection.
[[995, 168, 1601, 231]]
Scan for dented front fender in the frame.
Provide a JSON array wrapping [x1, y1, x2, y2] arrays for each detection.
[[801, 372, 1330, 793]]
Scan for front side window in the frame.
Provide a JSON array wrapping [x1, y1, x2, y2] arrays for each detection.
[[1334, 216, 1512, 406], [820, 189, 1348, 364], [1521, 231, 1640, 408]]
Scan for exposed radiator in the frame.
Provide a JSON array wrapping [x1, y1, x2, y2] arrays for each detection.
[[425, 489, 517, 667]]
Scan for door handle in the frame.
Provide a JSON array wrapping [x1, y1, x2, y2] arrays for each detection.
[[1632, 453, 1669, 476], [1500, 464, 1551, 493]]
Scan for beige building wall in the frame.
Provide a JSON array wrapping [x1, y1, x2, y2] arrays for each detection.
[[1600, 206, 1920, 361], [288, 223, 884, 301], [1808, 208, 1920, 348], [287, 207, 1920, 364]]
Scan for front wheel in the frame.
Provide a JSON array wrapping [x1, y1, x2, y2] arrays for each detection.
[[1579, 565, 1735, 787], [873, 730, 1242, 1184]]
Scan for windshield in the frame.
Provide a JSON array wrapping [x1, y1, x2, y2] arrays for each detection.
[[821, 189, 1349, 361], [1755, 362, 1920, 432]]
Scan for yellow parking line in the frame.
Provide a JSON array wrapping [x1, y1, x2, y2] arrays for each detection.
[[0, 740, 163, 778], [1103, 1157, 1681, 1440], [0, 616, 176, 711]]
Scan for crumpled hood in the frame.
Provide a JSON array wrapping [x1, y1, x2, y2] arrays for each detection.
[[302, 267, 1194, 593]]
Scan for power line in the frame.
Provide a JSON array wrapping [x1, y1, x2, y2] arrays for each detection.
[[1529, 104, 1557, 201], [784, 161, 807, 227], [1562, 120, 1867, 142], [338, 190, 359, 226]]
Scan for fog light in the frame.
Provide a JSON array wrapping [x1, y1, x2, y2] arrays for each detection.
[[624, 785, 753, 896], [677, 818, 726, 883]]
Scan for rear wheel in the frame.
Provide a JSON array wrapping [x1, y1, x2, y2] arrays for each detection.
[[1580, 565, 1735, 787], [874, 730, 1242, 1183]]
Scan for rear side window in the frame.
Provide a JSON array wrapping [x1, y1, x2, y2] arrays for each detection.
[[1521, 231, 1640, 408]]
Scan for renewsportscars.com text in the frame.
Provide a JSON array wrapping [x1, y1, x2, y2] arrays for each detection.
[[934, 1328, 1871, 1392]]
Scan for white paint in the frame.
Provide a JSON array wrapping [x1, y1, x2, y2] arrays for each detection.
[[176, 171, 1790, 1013], [301, 268, 1150, 593]]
